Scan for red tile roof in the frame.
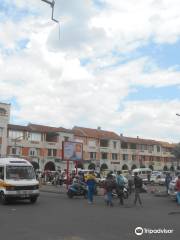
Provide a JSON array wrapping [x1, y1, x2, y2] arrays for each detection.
[[120, 136, 175, 148], [8, 124, 29, 131], [73, 126, 120, 140], [8, 124, 72, 134]]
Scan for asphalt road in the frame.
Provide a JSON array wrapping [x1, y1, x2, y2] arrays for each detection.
[[0, 191, 180, 240]]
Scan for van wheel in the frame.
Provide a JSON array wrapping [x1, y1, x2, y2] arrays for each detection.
[[30, 197, 38, 204], [0, 192, 8, 205]]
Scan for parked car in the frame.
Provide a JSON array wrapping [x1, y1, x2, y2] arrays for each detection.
[[150, 173, 165, 185]]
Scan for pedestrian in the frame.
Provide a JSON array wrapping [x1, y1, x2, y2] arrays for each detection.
[[165, 173, 172, 194], [86, 171, 96, 204], [116, 171, 125, 205], [104, 174, 116, 207], [175, 175, 180, 205], [126, 170, 133, 194], [147, 172, 151, 184], [134, 172, 143, 206]]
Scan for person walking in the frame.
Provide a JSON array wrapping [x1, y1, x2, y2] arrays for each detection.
[[134, 172, 143, 206], [175, 175, 180, 205], [165, 173, 172, 194], [116, 171, 125, 205], [104, 174, 116, 207], [86, 171, 96, 204], [126, 171, 133, 195]]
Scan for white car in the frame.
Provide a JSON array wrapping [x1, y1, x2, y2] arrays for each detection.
[[150, 173, 165, 185]]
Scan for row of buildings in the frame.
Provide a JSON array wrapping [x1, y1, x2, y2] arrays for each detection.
[[0, 102, 177, 172]]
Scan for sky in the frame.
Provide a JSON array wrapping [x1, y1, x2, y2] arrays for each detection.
[[0, 0, 180, 142]]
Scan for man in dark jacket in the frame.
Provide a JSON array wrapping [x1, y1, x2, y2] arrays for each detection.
[[104, 174, 116, 207], [134, 172, 143, 206]]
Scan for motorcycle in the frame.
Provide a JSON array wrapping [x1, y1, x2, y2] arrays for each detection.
[[67, 182, 88, 199], [112, 186, 129, 199]]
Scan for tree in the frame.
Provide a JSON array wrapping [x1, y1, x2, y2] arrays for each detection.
[[122, 164, 128, 170], [77, 162, 84, 169], [170, 165, 175, 172], [100, 163, 108, 171], [131, 164, 137, 170], [149, 165, 154, 171], [172, 143, 180, 169], [163, 165, 168, 171], [88, 163, 96, 170]]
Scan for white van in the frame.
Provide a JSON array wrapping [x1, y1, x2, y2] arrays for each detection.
[[0, 158, 39, 204], [132, 168, 152, 183]]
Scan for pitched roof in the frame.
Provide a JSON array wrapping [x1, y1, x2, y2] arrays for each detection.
[[28, 124, 73, 134], [120, 136, 158, 145], [8, 124, 72, 134], [120, 136, 175, 148], [73, 126, 120, 140], [8, 124, 29, 131]]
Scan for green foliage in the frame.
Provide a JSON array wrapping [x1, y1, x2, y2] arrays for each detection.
[[88, 163, 96, 170], [100, 163, 108, 171]]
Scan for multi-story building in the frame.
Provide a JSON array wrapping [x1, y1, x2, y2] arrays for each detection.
[[119, 135, 175, 171], [7, 123, 73, 171], [73, 126, 121, 170], [0, 102, 176, 171]]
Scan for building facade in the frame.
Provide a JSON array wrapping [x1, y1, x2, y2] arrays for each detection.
[[0, 102, 176, 171]]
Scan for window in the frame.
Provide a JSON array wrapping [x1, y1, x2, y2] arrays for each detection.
[[0, 127, 3, 137], [121, 142, 128, 149], [11, 147, 20, 155], [89, 152, 96, 159], [0, 108, 7, 116], [64, 137, 69, 142], [29, 148, 39, 156], [113, 141, 117, 149], [48, 149, 57, 157], [148, 145, 154, 152], [132, 155, 136, 161], [140, 144, 147, 151], [112, 153, 117, 160], [8, 130, 24, 140], [88, 140, 96, 147], [157, 145, 161, 152], [130, 143, 136, 149], [0, 166, 4, 180], [123, 154, 128, 161], [101, 152, 108, 159], [29, 132, 41, 141], [100, 139, 109, 147]]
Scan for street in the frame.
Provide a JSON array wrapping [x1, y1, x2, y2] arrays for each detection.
[[0, 190, 180, 240]]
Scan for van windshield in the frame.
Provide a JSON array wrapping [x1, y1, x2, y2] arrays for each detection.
[[6, 166, 36, 180]]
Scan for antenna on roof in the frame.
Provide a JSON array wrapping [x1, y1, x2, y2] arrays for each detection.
[[41, 0, 60, 39]]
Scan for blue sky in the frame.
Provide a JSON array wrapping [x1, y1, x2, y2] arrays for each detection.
[[0, 0, 180, 142]]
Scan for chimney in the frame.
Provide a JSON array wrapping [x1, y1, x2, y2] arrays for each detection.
[[120, 133, 123, 137], [97, 126, 101, 130], [137, 136, 139, 139]]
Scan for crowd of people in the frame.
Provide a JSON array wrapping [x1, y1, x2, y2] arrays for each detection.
[[68, 170, 144, 207], [37, 169, 180, 207]]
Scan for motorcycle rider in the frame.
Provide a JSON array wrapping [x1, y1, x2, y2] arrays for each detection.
[[116, 171, 125, 205]]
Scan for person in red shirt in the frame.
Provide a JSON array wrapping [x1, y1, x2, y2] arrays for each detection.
[[175, 175, 180, 205]]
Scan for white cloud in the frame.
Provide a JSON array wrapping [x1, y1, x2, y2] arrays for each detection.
[[0, 0, 180, 142]]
